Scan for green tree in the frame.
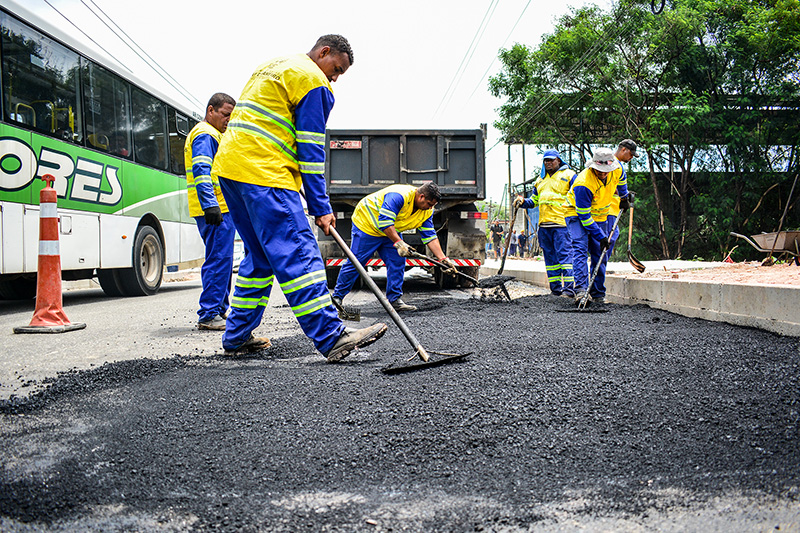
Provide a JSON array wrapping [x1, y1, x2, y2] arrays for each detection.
[[490, 0, 800, 260]]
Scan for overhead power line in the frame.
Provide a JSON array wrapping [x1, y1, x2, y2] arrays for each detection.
[[432, 0, 500, 119], [81, 0, 204, 110]]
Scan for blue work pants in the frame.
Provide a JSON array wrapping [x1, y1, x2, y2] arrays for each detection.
[[332, 227, 406, 303], [538, 225, 574, 296], [218, 178, 344, 354], [566, 216, 608, 298], [194, 213, 235, 322]]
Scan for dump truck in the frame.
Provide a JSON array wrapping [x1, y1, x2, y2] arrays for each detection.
[[317, 128, 487, 289]]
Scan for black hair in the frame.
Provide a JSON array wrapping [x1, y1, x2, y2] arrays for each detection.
[[418, 181, 441, 203], [207, 92, 235, 111], [313, 34, 354, 65]]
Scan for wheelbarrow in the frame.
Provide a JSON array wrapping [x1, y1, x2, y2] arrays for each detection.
[[730, 231, 800, 265]]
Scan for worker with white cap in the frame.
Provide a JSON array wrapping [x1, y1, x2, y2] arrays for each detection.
[[564, 147, 630, 305]]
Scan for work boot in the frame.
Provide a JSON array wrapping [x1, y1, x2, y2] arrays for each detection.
[[224, 334, 271, 356], [325, 323, 388, 363], [390, 298, 417, 312], [198, 314, 226, 331], [593, 296, 606, 305]]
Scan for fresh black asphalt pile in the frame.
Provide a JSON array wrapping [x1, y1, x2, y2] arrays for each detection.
[[1, 288, 799, 531]]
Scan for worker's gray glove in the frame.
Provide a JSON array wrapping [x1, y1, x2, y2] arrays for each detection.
[[440, 257, 458, 275], [393, 240, 413, 257], [204, 206, 223, 226], [513, 196, 525, 209]]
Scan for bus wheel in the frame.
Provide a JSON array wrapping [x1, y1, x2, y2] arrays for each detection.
[[97, 269, 127, 297], [0, 276, 37, 300], [118, 226, 163, 296]]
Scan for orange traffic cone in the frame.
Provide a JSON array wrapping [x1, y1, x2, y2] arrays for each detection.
[[14, 174, 86, 334]]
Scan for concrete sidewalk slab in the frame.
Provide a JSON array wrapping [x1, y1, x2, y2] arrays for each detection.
[[482, 258, 800, 337]]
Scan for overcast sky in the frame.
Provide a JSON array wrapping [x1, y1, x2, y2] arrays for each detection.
[[8, 0, 612, 205]]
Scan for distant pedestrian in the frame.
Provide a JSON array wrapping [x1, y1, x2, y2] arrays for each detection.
[[517, 232, 527, 258], [489, 219, 504, 259], [509, 230, 518, 257]]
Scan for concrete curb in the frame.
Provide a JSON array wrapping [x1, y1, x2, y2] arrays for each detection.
[[482, 262, 800, 338]]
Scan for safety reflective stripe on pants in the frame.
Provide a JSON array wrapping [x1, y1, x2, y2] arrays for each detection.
[[231, 275, 274, 309], [292, 293, 333, 318], [279, 270, 326, 294]]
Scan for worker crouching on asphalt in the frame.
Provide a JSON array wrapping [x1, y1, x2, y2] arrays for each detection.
[[210, 35, 387, 361], [332, 182, 457, 312], [564, 147, 630, 306], [514, 149, 577, 297]]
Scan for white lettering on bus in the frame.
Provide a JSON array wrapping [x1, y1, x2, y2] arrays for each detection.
[[0, 137, 123, 206], [0, 138, 36, 190], [38, 147, 75, 197]]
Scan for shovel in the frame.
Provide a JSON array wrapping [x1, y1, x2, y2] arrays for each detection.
[[627, 206, 646, 273], [323, 223, 470, 374], [558, 212, 624, 313], [405, 250, 514, 300]]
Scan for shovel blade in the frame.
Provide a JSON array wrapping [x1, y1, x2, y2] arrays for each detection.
[[381, 352, 471, 374], [628, 251, 646, 273]]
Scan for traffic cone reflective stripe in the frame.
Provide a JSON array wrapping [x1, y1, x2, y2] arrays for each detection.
[[14, 174, 86, 334]]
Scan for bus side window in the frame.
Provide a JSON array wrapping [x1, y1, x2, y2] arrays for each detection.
[[131, 87, 167, 170], [168, 108, 191, 175], [83, 63, 131, 156], [0, 11, 83, 143]]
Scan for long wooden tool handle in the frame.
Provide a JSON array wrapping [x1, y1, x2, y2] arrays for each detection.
[[328, 225, 429, 361], [498, 206, 519, 275], [628, 205, 634, 247]]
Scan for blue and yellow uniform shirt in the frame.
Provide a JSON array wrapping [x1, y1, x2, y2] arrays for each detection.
[[352, 185, 437, 244], [609, 156, 629, 218], [565, 165, 628, 240], [211, 53, 334, 216], [185, 121, 228, 217], [520, 165, 576, 226]]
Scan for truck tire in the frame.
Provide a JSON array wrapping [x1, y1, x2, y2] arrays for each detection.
[[458, 266, 480, 288], [326, 266, 341, 289], [117, 226, 163, 296], [434, 267, 458, 289]]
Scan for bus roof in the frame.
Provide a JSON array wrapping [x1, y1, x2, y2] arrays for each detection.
[[0, 0, 203, 120]]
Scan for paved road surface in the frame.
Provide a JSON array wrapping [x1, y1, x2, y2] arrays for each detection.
[[1, 273, 798, 531]]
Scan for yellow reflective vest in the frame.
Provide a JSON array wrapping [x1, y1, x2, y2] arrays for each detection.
[[533, 168, 574, 225], [211, 54, 331, 192], [185, 121, 228, 217], [564, 165, 624, 222], [352, 185, 435, 241]]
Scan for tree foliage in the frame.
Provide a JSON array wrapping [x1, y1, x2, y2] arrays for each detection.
[[489, 0, 800, 261]]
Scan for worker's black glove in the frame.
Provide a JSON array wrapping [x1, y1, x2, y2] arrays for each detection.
[[618, 197, 630, 211], [599, 236, 610, 250], [203, 206, 223, 226]]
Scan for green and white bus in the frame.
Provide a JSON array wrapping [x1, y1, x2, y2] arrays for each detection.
[[0, 2, 204, 299]]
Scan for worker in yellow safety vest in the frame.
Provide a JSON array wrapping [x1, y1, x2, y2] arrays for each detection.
[[514, 149, 577, 297], [185, 92, 236, 331], [564, 147, 630, 306], [210, 35, 387, 362], [607, 139, 638, 257], [332, 183, 457, 312]]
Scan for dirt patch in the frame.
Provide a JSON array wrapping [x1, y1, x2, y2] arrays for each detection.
[[620, 261, 800, 287]]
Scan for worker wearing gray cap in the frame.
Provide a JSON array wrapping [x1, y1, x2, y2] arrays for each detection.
[[606, 139, 639, 257]]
